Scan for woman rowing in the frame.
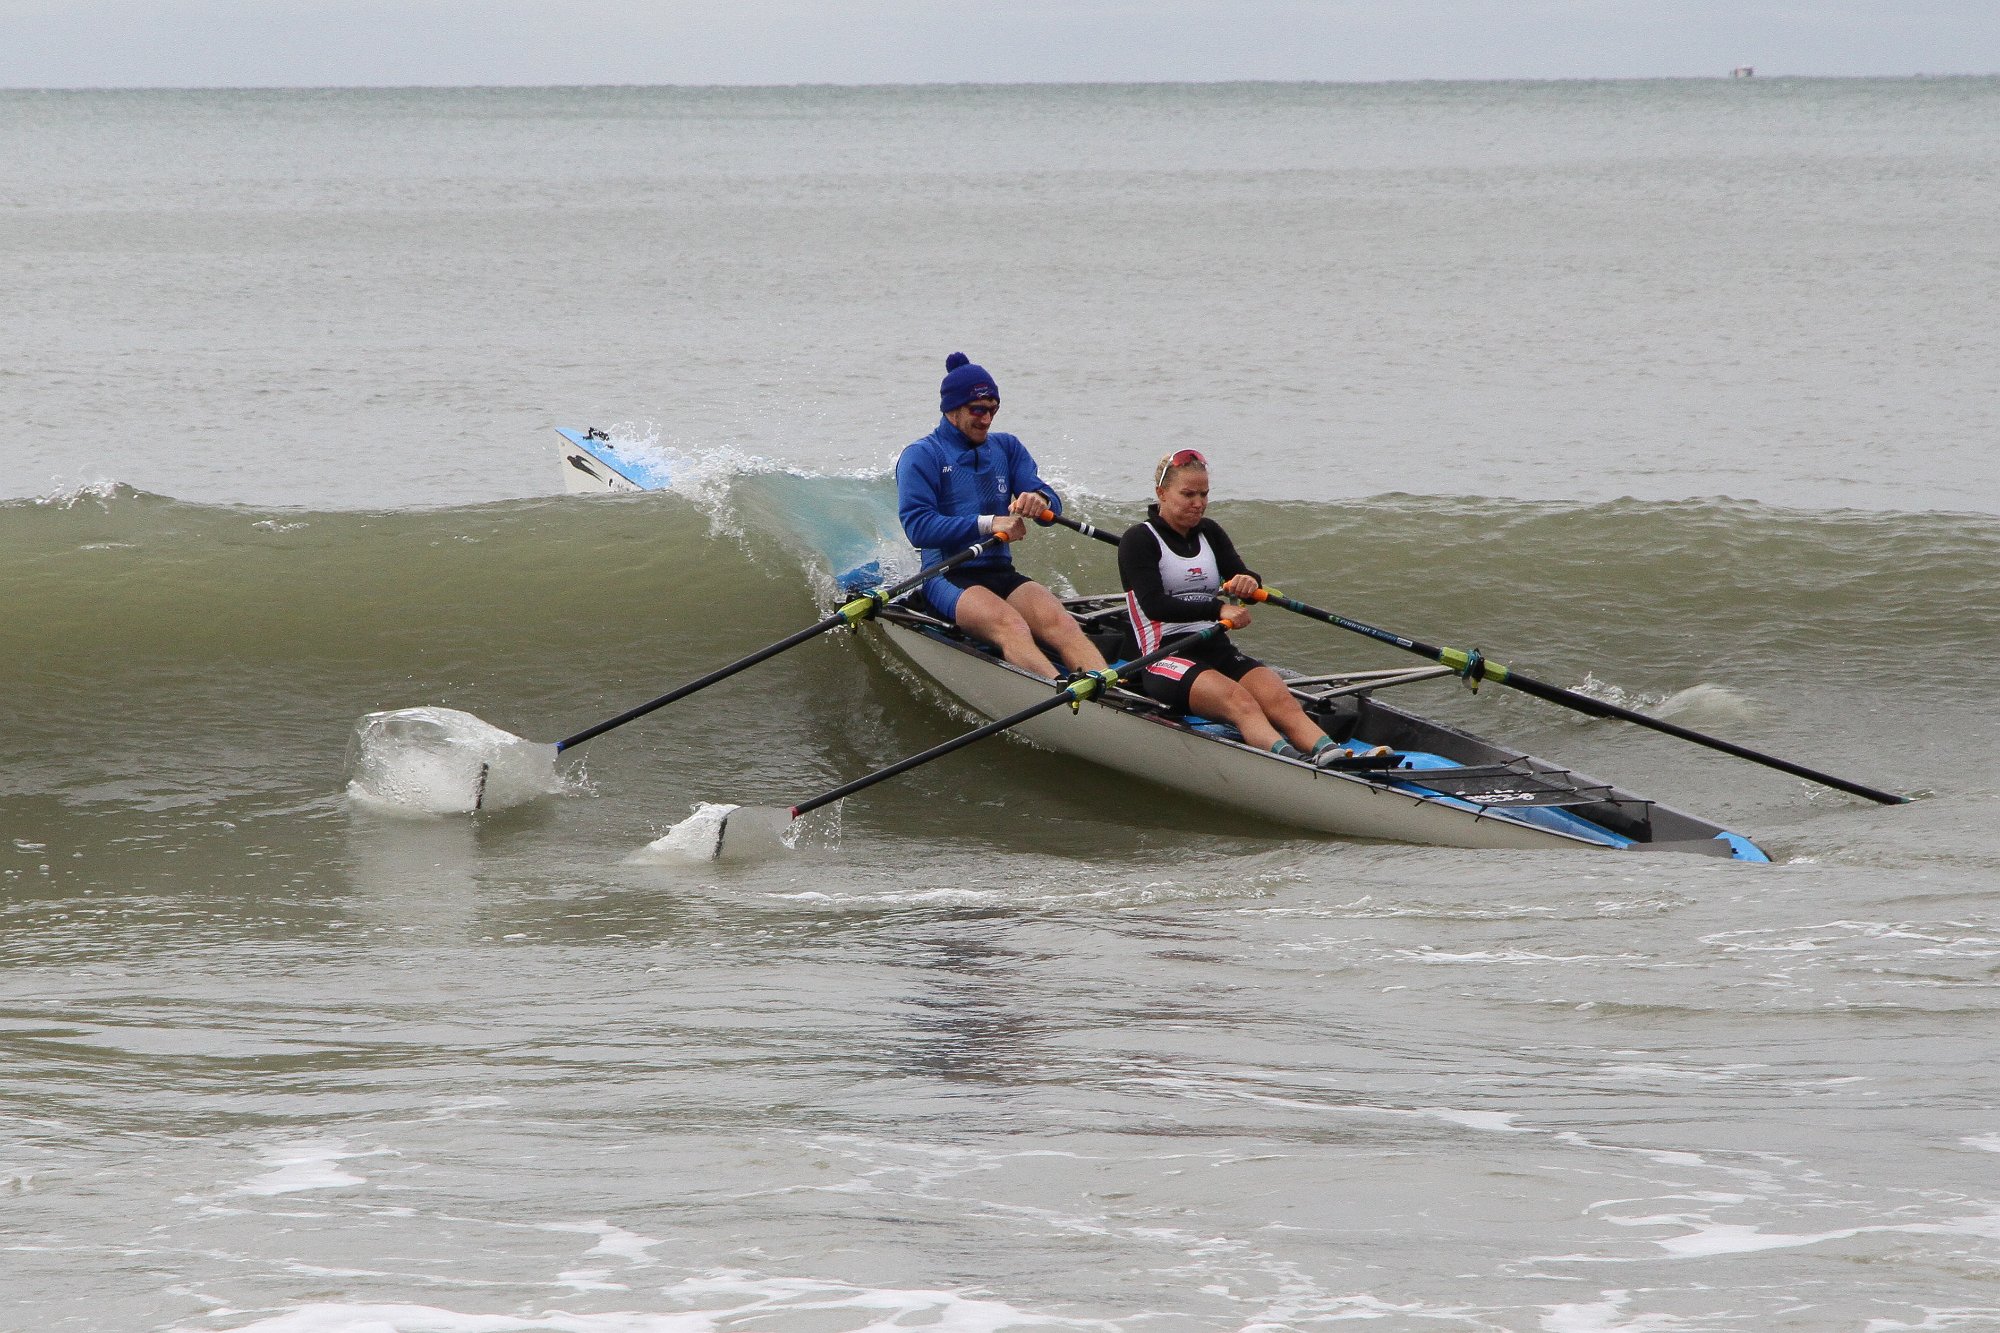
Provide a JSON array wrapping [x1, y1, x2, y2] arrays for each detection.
[[1118, 449, 1366, 768]]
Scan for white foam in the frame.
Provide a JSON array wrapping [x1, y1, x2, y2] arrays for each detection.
[[1415, 1106, 1535, 1134], [1542, 1290, 1691, 1332], [33, 478, 130, 509], [181, 1276, 1120, 1333], [1649, 1219, 1843, 1257], [1572, 673, 1667, 714], [571, 1223, 662, 1265], [1598, 1200, 2000, 1261], [345, 707, 562, 816], [625, 803, 796, 863], [1654, 682, 1760, 725], [235, 1140, 378, 1197]]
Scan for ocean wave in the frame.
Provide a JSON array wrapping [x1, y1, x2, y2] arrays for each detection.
[[3, 472, 1994, 684]]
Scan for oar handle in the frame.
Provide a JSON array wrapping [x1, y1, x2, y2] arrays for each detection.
[[788, 622, 1226, 818], [553, 533, 1011, 753], [1034, 508, 1121, 547], [1253, 588, 1908, 806]]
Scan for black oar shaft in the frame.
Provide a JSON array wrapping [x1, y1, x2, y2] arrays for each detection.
[[554, 534, 1008, 753], [791, 694, 1073, 818], [1482, 668, 1907, 804], [556, 617, 839, 752], [1259, 589, 1908, 807], [788, 623, 1227, 818]]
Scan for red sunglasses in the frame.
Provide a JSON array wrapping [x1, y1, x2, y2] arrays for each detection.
[[1155, 448, 1207, 488]]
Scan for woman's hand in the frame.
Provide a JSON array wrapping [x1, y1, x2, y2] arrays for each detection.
[[1220, 604, 1252, 631], [1221, 573, 1260, 599]]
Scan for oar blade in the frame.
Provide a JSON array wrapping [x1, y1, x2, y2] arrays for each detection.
[[346, 706, 562, 816], [627, 803, 798, 863]]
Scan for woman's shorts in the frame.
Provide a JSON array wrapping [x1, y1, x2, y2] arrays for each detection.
[[1136, 637, 1264, 714], [922, 566, 1034, 621]]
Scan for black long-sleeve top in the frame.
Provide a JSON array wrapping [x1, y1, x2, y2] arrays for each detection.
[[1117, 505, 1261, 626]]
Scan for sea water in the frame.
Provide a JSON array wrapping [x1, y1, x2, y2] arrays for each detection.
[[3, 80, 1999, 1332]]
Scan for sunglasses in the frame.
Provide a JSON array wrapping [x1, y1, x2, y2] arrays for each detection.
[[1155, 448, 1207, 488], [963, 402, 999, 420]]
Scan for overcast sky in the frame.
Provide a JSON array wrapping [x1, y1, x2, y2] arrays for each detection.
[[4, 1, 1996, 88]]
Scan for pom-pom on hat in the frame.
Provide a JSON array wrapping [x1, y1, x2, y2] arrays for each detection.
[[939, 352, 1000, 413]]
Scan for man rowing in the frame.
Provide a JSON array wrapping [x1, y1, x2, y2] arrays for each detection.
[[895, 353, 1108, 681]]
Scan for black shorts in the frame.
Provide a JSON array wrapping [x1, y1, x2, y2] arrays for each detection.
[[1136, 636, 1263, 714]]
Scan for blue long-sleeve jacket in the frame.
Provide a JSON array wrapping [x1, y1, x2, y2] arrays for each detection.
[[895, 418, 1064, 572]]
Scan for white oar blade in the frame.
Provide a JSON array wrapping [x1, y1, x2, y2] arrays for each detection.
[[626, 803, 797, 863], [345, 706, 561, 816]]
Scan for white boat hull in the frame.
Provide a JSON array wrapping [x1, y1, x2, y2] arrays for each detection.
[[878, 618, 1620, 853]]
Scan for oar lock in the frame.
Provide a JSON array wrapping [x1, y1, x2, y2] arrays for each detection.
[[1458, 648, 1487, 693], [837, 588, 891, 627], [1059, 667, 1123, 712], [1435, 645, 1494, 692]]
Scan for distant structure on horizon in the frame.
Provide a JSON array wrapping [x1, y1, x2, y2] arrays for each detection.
[[1732, 66, 1755, 78]]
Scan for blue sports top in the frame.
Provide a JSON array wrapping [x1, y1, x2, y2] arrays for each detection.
[[894, 417, 1065, 572]]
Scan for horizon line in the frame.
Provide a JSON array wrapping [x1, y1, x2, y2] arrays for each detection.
[[5, 71, 1996, 94]]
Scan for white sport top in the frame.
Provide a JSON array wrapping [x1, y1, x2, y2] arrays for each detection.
[[1125, 523, 1221, 654]]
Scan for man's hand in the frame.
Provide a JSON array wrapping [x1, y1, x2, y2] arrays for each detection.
[[1008, 492, 1049, 517], [990, 514, 1027, 542]]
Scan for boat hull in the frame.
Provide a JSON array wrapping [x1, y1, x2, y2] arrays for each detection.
[[557, 427, 668, 493], [875, 610, 1768, 859]]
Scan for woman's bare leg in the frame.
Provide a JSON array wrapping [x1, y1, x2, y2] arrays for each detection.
[[1187, 670, 1284, 751]]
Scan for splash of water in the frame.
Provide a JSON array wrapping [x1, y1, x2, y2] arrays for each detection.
[[345, 706, 563, 816], [625, 802, 798, 863]]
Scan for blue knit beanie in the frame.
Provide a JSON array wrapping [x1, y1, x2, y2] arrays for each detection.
[[939, 352, 1000, 413]]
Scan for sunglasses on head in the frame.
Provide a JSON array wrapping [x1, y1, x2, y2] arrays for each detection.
[[1156, 448, 1207, 488]]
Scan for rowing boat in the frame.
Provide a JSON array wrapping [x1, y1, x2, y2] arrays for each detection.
[[551, 426, 1770, 859], [872, 595, 1772, 860]]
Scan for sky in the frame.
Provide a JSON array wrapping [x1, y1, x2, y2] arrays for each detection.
[[3, 0, 1997, 88]]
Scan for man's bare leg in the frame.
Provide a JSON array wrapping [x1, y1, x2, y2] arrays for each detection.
[[953, 585, 1061, 678], [1005, 582, 1108, 675]]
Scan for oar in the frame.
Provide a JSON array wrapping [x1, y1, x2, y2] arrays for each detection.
[[1033, 508, 1123, 545], [1248, 587, 1907, 805], [1032, 506, 1906, 806], [362, 535, 1016, 816], [552, 533, 1013, 754], [703, 621, 1229, 857]]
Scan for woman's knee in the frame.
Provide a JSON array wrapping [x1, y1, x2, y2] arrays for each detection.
[[1193, 674, 1258, 723], [1244, 667, 1305, 716]]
